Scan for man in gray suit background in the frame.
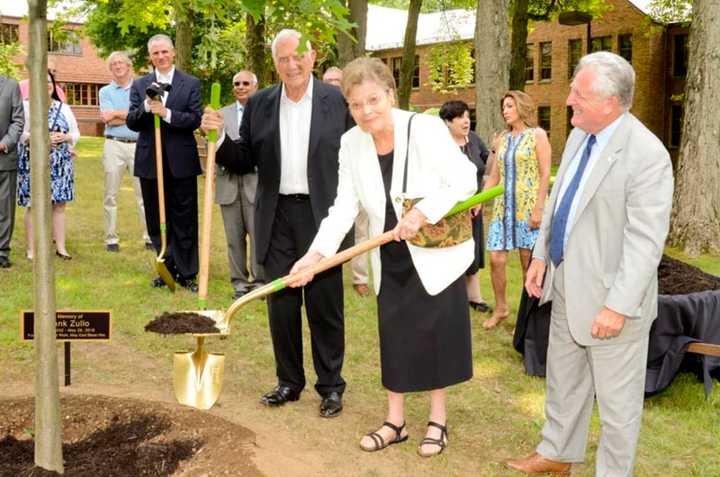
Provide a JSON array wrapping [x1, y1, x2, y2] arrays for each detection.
[[0, 75, 24, 268], [217, 70, 263, 298], [508, 52, 674, 476]]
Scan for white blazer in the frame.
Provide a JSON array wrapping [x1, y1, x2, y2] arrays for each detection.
[[310, 108, 477, 295]]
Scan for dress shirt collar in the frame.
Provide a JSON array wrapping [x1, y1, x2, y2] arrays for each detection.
[[155, 66, 175, 85], [110, 78, 133, 91], [236, 101, 244, 113], [281, 77, 313, 105], [580, 112, 625, 154]]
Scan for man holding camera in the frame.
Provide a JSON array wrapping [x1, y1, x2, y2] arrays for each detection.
[[127, 34, 203, 291]]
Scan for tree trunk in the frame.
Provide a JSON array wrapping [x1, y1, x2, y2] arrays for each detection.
[[668, 0, 720, 255], [28, 0, 63, 473], [175, 5, 193, 73], [337, 0, 368, 66], [246, 12, 267, 86], [509, 0, 529, 91], [397, 0, 422, 109], [474, 0, 510, 143]]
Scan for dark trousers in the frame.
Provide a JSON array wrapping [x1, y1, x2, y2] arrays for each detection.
[[264, 195, 346, 397], [0, 169, 17, 258], [140, 175, 198, 279]]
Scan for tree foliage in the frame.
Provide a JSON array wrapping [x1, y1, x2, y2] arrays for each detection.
[[0, 43, 23, 79]]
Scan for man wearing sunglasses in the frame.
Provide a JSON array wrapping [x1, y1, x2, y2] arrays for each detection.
[[216, 71, 264, 299]]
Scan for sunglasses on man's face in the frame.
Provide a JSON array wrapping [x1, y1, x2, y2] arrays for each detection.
[[234, 81, 252, 87]]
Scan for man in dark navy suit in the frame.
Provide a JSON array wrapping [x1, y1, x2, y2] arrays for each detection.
[[128, 34, 203, 291], [201, 29, 353, 417]]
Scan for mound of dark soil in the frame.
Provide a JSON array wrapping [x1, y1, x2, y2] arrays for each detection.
[[145, 312, 220, 335], [658, 254, 720, 295], [0, 395, 260, 477]]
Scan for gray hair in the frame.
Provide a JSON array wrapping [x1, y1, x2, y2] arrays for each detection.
[[323, 66, 342, 77], [107, 51, 132, 70], [233, 70, 258, 84], [574, 51, 635, 110], [147, 34, 174, 52], [271, 29, 312, 59]]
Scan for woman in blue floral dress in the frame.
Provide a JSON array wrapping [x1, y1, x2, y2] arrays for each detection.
[[17, 73, 79, 260], [482, 91, 551, 329]]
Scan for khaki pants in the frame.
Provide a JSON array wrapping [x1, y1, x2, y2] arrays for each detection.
[[103, 139, 149, 245]]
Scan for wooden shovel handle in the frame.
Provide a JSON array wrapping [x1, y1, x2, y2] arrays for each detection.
[[154, 115, 168, 258]]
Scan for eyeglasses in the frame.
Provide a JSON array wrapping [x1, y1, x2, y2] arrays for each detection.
[[234, 81, 252, 87], [348, 92, 389, 112]]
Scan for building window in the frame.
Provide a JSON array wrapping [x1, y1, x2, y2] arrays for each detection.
[[391, 55, 420, 89], [0, 23, 19, 44], [48, 30, 81, 56], [670, 104, 683, 148], [566, 106, 574, 137], [568, 39, 583, 79], [540, 42, 552, 81], [538, 106, 551, 138], [525, 44, 534, 82], [618, 34, 632, 63], [673, 34, 688, 78], [64, 83, 101, 106], [591, 36, 612, 53]]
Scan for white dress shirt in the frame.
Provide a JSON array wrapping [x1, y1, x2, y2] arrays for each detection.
[[144, 66, 175, 123], [554, 113, 625, 251], [278, 79, 313, 194]]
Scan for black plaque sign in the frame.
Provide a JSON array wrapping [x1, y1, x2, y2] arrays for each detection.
[[20, 310, 111, 341]]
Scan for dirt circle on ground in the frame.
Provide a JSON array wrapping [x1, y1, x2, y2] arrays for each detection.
[[0, 395, 262, 477]]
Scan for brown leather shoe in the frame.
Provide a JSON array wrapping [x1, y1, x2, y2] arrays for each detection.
[[353, 283, 370, 297], [506, 452, 571, 476]]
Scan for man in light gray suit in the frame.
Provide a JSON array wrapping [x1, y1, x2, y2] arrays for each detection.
[[507, 52, 673, 477], [217, 70, 263, 298], [0, 75, 24, 268]]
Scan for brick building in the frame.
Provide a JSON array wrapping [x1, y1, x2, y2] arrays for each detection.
[[1, 1, 112, 136], [366, 1, 690, 162]]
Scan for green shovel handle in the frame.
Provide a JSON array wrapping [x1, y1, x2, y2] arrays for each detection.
[[207, 83, 221, 143]]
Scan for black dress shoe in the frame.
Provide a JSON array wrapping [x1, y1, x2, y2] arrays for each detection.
[[319, 391, 343, 418], [178, 276, 199, 293], [106, 243, 120, 252], [151, 276, 167, 288], [233, 289, 249, 299], [260, 385, 301, 407], [0, 256, 10, 268], [145, 242, 155, 250]]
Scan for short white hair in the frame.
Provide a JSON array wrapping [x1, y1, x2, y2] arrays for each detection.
[[147, 34, 174, 52], [271, 29, 312, 59], [233, 70, 258, 84], [574, 51, 635, 110], [107, 51, 132, 70]]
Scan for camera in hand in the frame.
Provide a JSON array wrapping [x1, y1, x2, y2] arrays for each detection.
[[146, 81, 172, 100]]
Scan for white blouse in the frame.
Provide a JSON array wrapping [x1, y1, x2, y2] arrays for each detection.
[[20, 100, 80, 147]]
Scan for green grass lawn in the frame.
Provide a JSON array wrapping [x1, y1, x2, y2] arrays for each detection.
[[1, 136, 719, 476]]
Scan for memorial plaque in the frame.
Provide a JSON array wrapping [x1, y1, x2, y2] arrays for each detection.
[[20, 310, 111, 341]]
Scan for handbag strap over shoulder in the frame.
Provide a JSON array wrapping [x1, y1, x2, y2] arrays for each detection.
[[401, 113, 418, 195]]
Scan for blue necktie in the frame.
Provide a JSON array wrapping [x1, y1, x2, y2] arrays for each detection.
[[549, 134, 596, 267]]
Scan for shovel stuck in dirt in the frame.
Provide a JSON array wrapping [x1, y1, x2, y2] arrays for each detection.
[[167, 185, 506, 410], [153, 113, 176, 292]]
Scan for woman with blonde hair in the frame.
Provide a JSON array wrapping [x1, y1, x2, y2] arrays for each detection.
[[289, 57, 476, 457], [482, 90, 551, 329]]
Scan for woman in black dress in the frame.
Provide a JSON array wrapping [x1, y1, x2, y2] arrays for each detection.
[[289, 57, 476, 458], [440, 100, 493, 314]]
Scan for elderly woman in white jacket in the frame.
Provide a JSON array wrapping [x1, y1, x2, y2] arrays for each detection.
[[290, 57, 476, 458]]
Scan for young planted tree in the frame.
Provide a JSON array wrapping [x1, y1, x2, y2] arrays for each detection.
[[28, 0, 63, 473], [667, 0, 720, 254], [474, 0, 510, 142], [397, 0, 422, 109]]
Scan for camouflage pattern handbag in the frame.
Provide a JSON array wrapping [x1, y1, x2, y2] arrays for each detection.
[[401, 114, 473, 248]]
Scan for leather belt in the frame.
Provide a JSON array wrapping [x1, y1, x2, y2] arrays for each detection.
[[279, 194, 310, 201], [106, 135, 136, 143]]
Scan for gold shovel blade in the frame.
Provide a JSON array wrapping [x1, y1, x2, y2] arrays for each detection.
[[156, 258, 176, 292], [173, 348, 225, 410]]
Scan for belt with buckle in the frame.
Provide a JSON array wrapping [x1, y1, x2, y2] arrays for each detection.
[[106, 135, 136, 143], [279, 193, 310, 201]]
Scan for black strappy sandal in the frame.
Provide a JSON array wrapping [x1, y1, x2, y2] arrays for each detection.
[[359, 421, 409, 452], [417, 421, 448, 457]]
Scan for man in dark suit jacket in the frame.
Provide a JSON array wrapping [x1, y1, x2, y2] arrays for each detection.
[[0, 75, 24, 269], [127, 34, 203, 291], [202, 29, 353, 417]]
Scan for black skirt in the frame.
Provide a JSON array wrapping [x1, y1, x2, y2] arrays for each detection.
[[375, 150, 473, 393]]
